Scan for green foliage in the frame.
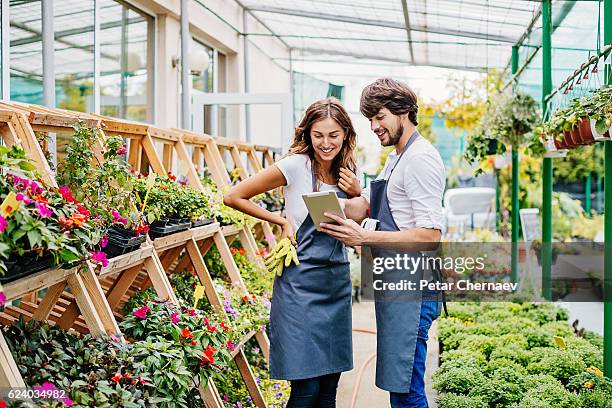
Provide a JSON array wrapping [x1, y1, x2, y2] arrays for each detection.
[[58, 124, 146, 229], [437, 393, 488, 408], [435, 302, 606, 407]]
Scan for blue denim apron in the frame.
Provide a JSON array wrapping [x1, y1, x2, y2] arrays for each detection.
[[269, 164, 353, 380], [369, 131, 442, 393]]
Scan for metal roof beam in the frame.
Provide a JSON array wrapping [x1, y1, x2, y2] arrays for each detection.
[[246, 5, 517, 43], [297, 47, 410, 64], [400, 0, 415, 64]]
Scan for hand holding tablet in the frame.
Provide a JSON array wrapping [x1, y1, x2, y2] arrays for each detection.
[[302, 191, 346, 231]]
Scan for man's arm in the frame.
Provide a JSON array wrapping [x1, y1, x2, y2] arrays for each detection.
[[320, 213, 440, 249]]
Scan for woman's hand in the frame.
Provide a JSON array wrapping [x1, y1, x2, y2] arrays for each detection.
[[338, 167, 362, 197], [280, 219, 296, 246]]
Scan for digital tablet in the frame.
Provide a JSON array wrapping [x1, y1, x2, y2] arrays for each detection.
[[302, 191, 346, 231]]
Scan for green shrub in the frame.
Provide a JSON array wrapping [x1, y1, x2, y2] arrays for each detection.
[[525, 327, 554, 349], [489, 343, 531, 367], [440, 349, 487, 368], [565, 336, 604, 369], [583, 331, 604, 350], [438, 318, 467, 345], [578, 389, 612, 408], [541, 321, 574, 338], [436, 393, 488, 408], [469, 367, 526, 407], [486, 358, 528, 376], [514, 381, 580, 408], [432, 366, 487, 395], [461, 334, 500, 359], [520, 303, 567, 325], [527, 348, 586, 383], [567, 371, 612, 395]]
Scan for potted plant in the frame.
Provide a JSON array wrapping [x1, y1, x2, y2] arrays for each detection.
[[587, 86, 612, 140], [0, 146, 105, 281], [59, 124, 149, 258]]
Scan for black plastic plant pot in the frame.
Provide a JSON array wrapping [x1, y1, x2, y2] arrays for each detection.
[[108, 226, 138, 238], [486, 139, 504, 155], [190, 218, 214, 228], [215, 216, 233, 226], [102, 234, 146, 259], [150, 219, 170, 228], [0, 254, 54, 284], [148, 223, 187, 239]]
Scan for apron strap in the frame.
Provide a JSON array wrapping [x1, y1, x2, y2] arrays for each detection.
[[310, 159, 318, 192], [384, 130, 420, 180]]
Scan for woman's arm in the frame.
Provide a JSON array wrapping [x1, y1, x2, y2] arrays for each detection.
[[223, 165, 295, 241]]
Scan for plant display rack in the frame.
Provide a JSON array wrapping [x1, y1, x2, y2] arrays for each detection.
[[213, 136, 278, 245], [0, 101, 278, 407]]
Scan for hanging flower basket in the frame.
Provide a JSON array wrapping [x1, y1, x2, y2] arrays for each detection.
[[578, 117, 596, 144], [545, 135, 568, 158], [589, 118, 610, 141]]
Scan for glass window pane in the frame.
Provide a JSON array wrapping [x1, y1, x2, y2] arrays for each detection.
[[55, 0, 94, 112], [192, 40, 214, 92], [10, 0, 43, 104], [99, 0, 152, 122]]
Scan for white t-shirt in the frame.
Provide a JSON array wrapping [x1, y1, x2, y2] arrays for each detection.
[[275, 154, 340, 231], [362, 136, 445, 231]]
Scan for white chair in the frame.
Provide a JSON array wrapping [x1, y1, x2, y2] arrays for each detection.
[[443, 187, 496, 233]]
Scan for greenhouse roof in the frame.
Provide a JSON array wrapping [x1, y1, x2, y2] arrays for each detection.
[[241, 0, 544, 71]]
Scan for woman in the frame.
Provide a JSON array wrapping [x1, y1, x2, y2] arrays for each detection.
[[223, 98, 361, 407]]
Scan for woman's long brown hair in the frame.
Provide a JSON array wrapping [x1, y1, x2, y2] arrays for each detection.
[[288, 97, 357, 188]]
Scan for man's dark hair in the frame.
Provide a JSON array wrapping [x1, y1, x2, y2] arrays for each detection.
[[360, 78, 419, 126]]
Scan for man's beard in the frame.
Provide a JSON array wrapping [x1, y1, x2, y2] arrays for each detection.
[[381, 121, 403, 147]]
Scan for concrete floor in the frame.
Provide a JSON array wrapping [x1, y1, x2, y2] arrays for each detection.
[[336, 301, 439, 408]]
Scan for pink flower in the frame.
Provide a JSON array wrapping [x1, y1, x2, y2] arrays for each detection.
[[226, 340, 235, 352], [29, 181, 43, 195], [111, 210, 127, 225], [35, 201, 53, 218], [170, 312, 180, 324], [100, 235, 108, 248], [58, 186, 76, 203], [0, 292, 5, 306], [89, 251, 109, 267], [133, 305, 150, 319], [264, 234, 275, 245], [0, 215, 7, 233], [117, 147, 128, 155], [63, 398, 74, 406], [15, 193, 33, 204]]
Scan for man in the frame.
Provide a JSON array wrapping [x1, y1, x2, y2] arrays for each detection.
[[320, 78, 446, 408]]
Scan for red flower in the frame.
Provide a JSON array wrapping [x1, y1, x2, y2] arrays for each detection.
[[201, 345, 217, 364], [123, 372, 132, 380], [168, 173, 177, 181], [207, 323, 217, 333], [230, 247, 238, 254], [181, 328, 194, 339], [186, 309, 196, 317], [239, 248, 246, 256], [76, 205, 90, 217], [134, 222, 149, 236], [220, 322, 230, 331], [139, 377, 147, 385], [191, 340, 198, 346], [241, 296, 249, 302], [111, 373, 122, 383], [59, 186, 76, 203]]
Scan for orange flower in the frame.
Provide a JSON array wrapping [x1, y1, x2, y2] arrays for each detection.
[[69, 213, 87, 227], [58, 216, 74, 228], [181, 328, 194, 339]]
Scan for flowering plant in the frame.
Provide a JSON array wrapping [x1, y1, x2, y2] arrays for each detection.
[[58, 124, 147, 231], [120, 299, 234, 385], [0, 146, 105, 274]]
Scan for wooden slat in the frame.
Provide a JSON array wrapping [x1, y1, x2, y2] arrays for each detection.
[[3, 267, 75, 302], [0, 331, 26, 388], [31, 282, 65, 321], [235, 349, 268, 408]]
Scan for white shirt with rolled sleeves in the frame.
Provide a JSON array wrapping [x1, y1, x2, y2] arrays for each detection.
[[362, 136, 445, 231]]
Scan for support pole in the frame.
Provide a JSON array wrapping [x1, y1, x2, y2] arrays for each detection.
[[243, 10, 251, 142], [42, 0, 57, 169], [541, 0, 553, 301], [180, 0, 191, 130], [93, 0, 100, 113], [1, 0, 9, 100], [511, 45, 519, 284], [585, 173, 592, 214], [495, 170, 500, 231], [603, 0, 611, 378]]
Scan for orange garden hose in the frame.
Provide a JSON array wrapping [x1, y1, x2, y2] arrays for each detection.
[[349, 328, 377, 408]]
